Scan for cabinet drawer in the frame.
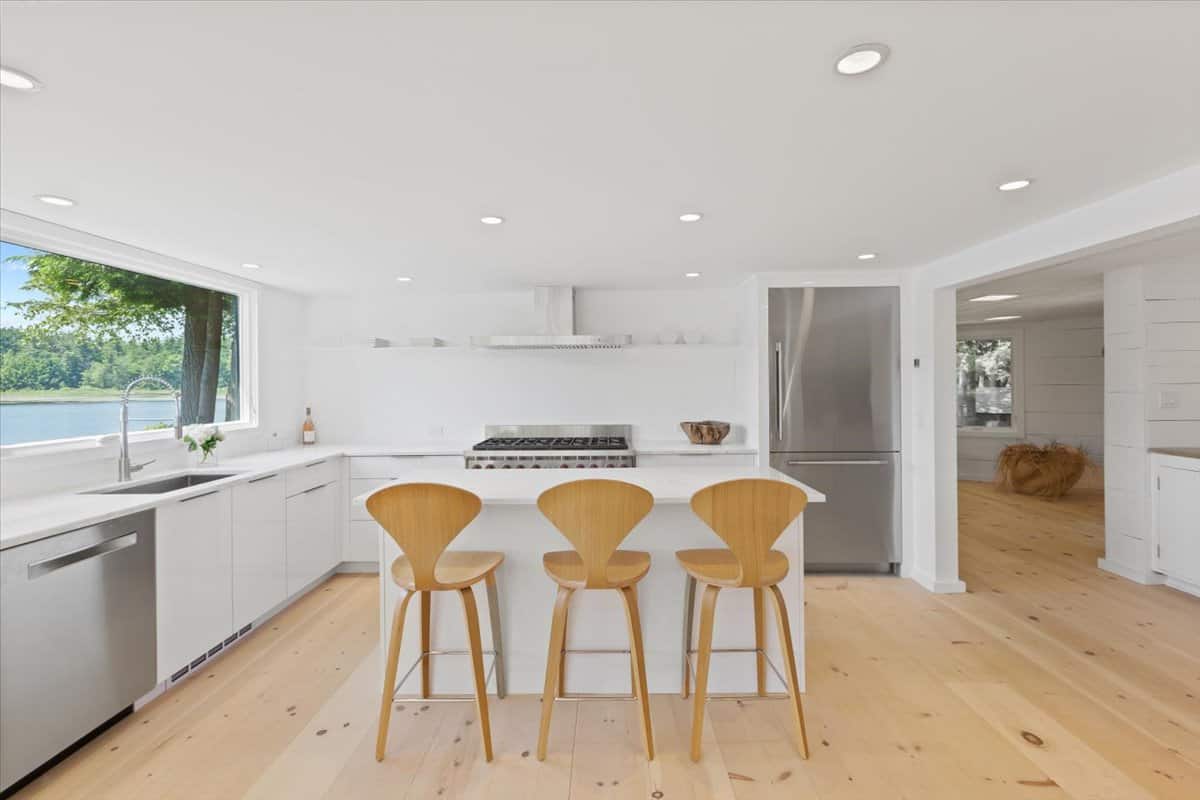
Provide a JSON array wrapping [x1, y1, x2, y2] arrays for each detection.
[[350, 478, 393, 520], [285, 458, 340, 497], [350, 455, 462, 478]]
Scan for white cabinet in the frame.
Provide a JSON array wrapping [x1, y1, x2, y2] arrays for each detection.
[[156, 489, 233, 681], [345, 456, 460, 565], [286, 480, 339, 595], [231, 473, 287, 629], [1152, 453, 1200, 595]]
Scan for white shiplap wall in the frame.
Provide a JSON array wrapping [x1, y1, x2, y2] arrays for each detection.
[[957, 316, 1104, 481], [1100, 262, 1200, 583]]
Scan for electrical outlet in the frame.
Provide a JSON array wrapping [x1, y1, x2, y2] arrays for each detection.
[[1159, 390, 1180, 410]]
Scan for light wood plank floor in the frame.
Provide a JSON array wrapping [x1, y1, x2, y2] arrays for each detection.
[[14, 482, 1200, 799]]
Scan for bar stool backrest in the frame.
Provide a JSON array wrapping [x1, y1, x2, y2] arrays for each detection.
[[366, 482, 483, 590], [537, 479, 654, 589], [689, 478, 808, 587]]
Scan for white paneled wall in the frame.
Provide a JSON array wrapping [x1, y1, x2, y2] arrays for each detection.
[[1100, 263, 1200, 583], [301, 287, 753, 445], [957, 316, 1104, 481]]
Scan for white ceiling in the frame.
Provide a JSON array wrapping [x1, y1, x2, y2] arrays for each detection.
[[2, 1, 1199, 294], [957, 223, 1200, 323]]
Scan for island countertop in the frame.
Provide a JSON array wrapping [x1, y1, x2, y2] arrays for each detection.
[[353, 464, 826, 505]]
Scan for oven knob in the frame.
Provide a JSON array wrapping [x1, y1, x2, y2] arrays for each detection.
[[485, 464, 496, 469], [470, 464, 482, 469], [589, 463, 600, 468], [575, 464, 586, 468], [531, 464, 541, 469], [502, 464, 512, 469]]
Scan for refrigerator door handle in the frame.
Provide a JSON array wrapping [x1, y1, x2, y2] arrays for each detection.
[[774, 341, 784, 441], [786, 459, 888, 466]]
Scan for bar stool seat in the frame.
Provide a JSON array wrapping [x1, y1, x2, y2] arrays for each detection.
[[390, 550, 505, 590], [676, 548, 789, 587], [542, 549, 650, 588]]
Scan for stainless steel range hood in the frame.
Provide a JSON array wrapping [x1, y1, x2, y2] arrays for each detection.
[[470, 287, 631, 350]]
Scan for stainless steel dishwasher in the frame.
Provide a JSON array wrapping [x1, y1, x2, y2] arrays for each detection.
[[1, 510, 156, 794]]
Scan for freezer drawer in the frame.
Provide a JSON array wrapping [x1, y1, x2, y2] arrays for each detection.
[[770, 452, 899, 572]]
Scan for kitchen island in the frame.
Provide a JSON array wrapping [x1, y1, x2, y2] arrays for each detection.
[[357, 466, 825, 696]]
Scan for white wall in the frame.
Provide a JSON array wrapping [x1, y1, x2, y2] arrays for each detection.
[[908, 164, 1200, 594], [1100, 262, 1200, 583], [957, 316, 1104, 482], [300, 286, 753, 445]]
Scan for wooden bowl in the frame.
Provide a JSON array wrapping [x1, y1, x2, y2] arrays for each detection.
[[680, 420, 731, 445]]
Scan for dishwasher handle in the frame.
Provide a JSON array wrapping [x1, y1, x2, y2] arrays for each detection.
[[27, 532, 139, 580]]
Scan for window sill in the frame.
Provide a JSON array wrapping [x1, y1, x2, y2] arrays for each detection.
[[0, 420, 258, 460]]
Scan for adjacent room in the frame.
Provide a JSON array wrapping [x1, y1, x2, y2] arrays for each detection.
[[1, 2, 1198, 799]]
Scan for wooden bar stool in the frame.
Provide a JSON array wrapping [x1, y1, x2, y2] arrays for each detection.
[[367, 483, 505, 763], [677, 478, 810, 762], [535, 479, 656, 761]]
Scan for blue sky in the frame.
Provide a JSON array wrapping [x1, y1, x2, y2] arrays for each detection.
[[1, 241, 48, 327]]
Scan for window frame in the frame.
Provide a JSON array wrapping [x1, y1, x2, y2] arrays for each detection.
[[0, 213, 260, 458], [955, 326, 1024, 438]]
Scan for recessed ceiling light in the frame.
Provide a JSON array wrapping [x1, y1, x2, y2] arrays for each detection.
[[857, 252, 877, 261], [480, 216, 504, 225], [986, 315, 1022, 321], [997, 179, 1032, 192], [35, 194, 75, 207], [396, 276, 413, 282], [968, 294, 1019, 303], [679, 213, 703, 223], [0, 66, 41, 91], [835, 43, 890, 76], [684, 272, 701, 278], [241, 263, 261, 270]]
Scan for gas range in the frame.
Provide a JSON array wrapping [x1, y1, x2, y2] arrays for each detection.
[[465, 425, 636, 470]]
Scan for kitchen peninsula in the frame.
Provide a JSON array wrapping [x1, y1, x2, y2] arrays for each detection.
[[356, 464, 825, 696]]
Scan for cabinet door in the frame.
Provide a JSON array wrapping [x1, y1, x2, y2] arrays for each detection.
[[156, 490, 233, 681], [232, 474, 287, 628], [1157, 464, 1200, 586], [286, 482, 338, 595]]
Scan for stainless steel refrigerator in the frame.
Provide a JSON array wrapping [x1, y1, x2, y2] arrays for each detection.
[[768, 287, 901, 572]]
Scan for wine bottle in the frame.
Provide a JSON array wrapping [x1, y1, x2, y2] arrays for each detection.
[[302, 406, 316, 445]]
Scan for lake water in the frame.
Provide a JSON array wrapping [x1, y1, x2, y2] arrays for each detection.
[[0, 399, 228, 446]]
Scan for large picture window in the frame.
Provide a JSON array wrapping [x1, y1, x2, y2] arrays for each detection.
[[1, 240, 243, 446], [957, 333, 1021, 434]]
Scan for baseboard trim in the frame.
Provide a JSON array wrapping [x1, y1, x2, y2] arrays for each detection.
[[1097, 558, 1165, 585], [337, 561, 379, 574], [910, 570, 967, 594], [1164, 576, 1200, 598]]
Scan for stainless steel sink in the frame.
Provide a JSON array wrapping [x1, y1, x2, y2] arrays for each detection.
[[84, 472, 239, 495]]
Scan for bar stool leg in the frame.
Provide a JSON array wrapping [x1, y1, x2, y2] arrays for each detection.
[[484, 572, 506, 699], [767, 584, 810, 759], [753, 587, 767, 697], [680, 574, 696, 699], [558, 602, 568, 698], [459, 586, 494, 762], [619, 585, 655, 760], [537, 585, 573, 760], [690, 583, 720, 762], [376, 589, 413, 762], [420, 591, 432, 699]]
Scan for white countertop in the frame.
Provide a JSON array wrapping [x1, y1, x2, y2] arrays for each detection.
[[633, 439, 757, 455], [353, 465, 824, 505], [1, 443, 802, 551], [0, 446, 346, 551]]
